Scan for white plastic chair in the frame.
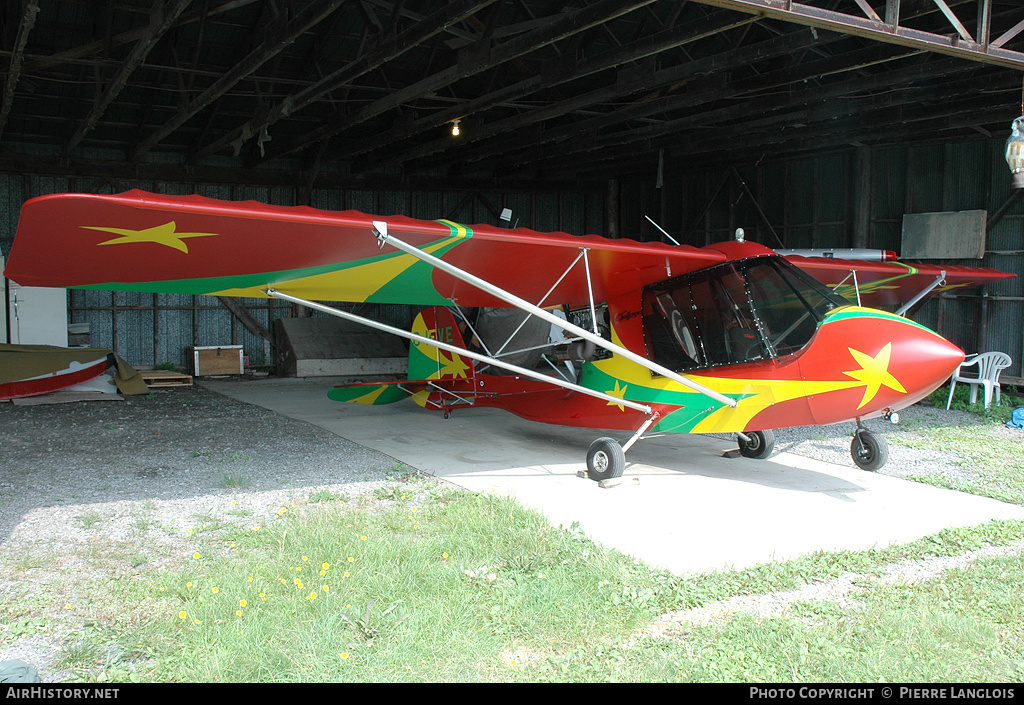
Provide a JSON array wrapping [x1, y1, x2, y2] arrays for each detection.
[[946, 351, 1012, 410]]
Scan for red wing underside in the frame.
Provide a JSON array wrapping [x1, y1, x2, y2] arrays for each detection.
[[4, 190, 724, 309], [788, 255, 1014, 308]]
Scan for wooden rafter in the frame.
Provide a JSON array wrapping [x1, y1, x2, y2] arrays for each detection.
[[192, 0, 500, 162], [64, 0, 195, 157], [256, 0, 660, 164], [0, 0, 40, 140], [133, 0, 347, 159]]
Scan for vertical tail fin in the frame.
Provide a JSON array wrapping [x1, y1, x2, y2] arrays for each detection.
[[407, 308, 475, 408], [328, 306, 476, 410]]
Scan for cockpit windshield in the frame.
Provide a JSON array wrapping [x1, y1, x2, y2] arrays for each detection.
[[642, 256, 850, 372]]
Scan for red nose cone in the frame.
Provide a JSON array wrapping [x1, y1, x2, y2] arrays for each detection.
[[800, 308, 965, 424]]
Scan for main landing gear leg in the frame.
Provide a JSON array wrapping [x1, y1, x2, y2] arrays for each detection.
[[584, 415, 657, 482], [851, 425, 888, 471]]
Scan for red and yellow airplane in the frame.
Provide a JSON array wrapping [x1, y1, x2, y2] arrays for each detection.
[[4, 190, 1013, 479]]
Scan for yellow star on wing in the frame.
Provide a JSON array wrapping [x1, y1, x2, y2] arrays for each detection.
[[83, 221, 217, 254], [605, 380, 628, 411], [842, 342, 907, 409]]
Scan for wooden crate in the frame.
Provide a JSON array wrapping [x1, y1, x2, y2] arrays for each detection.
[[141, 370, 193, 388], [190, 345, 244, 376]]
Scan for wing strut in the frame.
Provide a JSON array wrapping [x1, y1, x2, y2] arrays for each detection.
[[895, 271, 946, 317], [372, 221, 738, 409], [263, 287, 654, 415]]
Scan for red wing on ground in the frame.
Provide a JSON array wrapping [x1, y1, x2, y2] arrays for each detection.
[[4, 190, 724, 309], [787, 255, 1015, 308]]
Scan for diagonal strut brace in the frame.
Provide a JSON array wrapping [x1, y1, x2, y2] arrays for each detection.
[[372, 221, 738, 409]]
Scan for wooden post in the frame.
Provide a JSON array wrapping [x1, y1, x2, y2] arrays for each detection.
[[853, 146, 872, 248], [605, 179, 619, 239]]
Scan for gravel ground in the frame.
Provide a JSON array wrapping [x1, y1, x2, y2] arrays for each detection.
[[0, 380, 1018, 680]]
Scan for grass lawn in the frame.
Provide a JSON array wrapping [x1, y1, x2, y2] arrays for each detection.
[[2, 385, 1023, 682]]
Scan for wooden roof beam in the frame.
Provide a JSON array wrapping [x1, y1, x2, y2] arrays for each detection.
[[256, 0, 659, 164], [341, 10, 757, 167], [63, 0, 194, 157], [132, 0, 347, 159], [191, 0, 498, 163], [24, 0, 259, 73], [0, 0, 39, 140]]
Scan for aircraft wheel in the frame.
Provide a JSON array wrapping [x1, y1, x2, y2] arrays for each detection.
[[738, 429, 775, 459], [586, 437, 625, 482], [851, 430, 888, 472]]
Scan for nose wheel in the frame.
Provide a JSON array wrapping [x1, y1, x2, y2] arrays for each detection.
[[737, 429, 775, 459], [851, 428, 888, 471]]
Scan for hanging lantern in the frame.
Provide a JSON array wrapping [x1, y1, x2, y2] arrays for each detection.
[[1005, 116, 1024, 188]]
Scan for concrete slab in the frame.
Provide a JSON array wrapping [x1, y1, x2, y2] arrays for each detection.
[[201, 377, 1024, 576]]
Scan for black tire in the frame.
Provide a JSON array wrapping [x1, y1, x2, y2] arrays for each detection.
[[586, 437, 625, 481], [738, 429, 775, 459], [851, 430, 888, 471]]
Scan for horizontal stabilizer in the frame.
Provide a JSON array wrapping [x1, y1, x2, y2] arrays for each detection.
[[327, 380, 426, 405]]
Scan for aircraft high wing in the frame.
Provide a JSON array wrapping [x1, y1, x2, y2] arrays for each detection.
[[4, 190, 1014, 478]]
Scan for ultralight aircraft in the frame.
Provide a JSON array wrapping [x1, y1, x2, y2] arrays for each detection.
[[4, 190, 1013, 479]]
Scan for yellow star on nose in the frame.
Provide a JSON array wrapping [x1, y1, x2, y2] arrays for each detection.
[[605, 380, 628, 411], [83, 221, 217, 254], [842, 342, 907, 409]]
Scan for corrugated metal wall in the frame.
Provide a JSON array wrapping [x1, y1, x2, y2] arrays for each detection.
[[655, 137, 1024, 381], [0, 175, 598, 370]]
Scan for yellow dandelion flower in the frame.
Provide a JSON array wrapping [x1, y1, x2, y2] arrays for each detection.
[[194, 619, 201, 625], [348, 557, 354, 563], [443, 552, 449, 559], [253, 525, 260, 531], [322, 585, 329, 592], [411, 507, 417, 512], [247, 576, 253, 583], [320, 570, 326, 577], [360, 535, 367, 541], [344, 572, 350, 578], [178, 611, 186, 619], [279, 578, 286, 584], [302, 556, 308, 561], [322, 562, 330, 570], [260, 593, 266, 602], [340, 653, 349, 660], [239, 599, 247, 607], [193, 552, 200, 560], [307, 591, 317, 601], [236, 610, 243, 617], [186, 581, 193, 588], [64, 604, 71, 610], [212, 586, 219, 594]]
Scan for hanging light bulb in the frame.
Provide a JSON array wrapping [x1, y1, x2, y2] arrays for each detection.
[[451, 119, 461, 137]]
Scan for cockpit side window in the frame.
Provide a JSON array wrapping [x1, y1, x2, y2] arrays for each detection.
[[642, 256, 844, 374]]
